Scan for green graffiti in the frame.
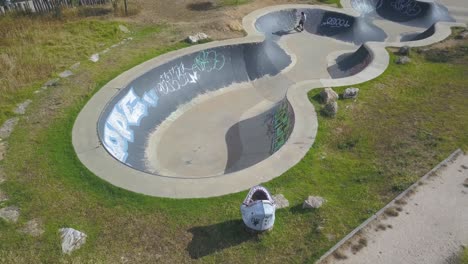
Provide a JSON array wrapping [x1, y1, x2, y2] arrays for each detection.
[[270, 100, 293, 153]]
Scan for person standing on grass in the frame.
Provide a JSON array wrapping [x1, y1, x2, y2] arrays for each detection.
[[297, 11, 307, 32]]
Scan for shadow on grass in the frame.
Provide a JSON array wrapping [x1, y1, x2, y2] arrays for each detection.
[[187, 1, 215, 11], [187, 219, 257, 259]]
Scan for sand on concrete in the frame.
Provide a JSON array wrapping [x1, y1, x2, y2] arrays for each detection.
[[326, 153, 468, 264]]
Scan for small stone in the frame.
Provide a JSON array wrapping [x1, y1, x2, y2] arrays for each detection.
[[227, 20, 243, 32], [272, 194, 289, 209], [455, 30, 468, 39], [343, 87, 359, 99], [70, 62, 80, 70], [396, 56, 411, 65], [323, 101, 338, 117], [398, 46, 410, 56], [463, 178, 468, 188], [0, 206, 20, 223], [0, 141, 7, 161], [303, 196, 326, 209], [119, 25, 130, 33], [100, 48, 110, 54], [59, 70, 73, 78], [0, 118, 19, 139], [111, 44, 119, 48], [20, 219, 44, 237], [44, 78, 59, 87], [13, 99, 32, 115], [59, 228, 87, 254], [90, 53, 100, 63], [320, 88, 339, 104]]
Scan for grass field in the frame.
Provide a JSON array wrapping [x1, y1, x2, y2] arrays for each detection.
[[0, 21, 467, 263]]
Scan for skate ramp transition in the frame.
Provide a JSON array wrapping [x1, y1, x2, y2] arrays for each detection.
[[98, 42, 292, 175], [255, 8, 387, 44], [351, 0, 454, 26]]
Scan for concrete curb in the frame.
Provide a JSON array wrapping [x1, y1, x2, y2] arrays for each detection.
[[72, 3, 465, 198], [316, 149, 465, 264]]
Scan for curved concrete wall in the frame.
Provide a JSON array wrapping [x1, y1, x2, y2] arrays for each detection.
[[98, 41, 292, 173], [351, 0, 454, 27], [327, 45, 373, 78], [255, 8, 387, 44]]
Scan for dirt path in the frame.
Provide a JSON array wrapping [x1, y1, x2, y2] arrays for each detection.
[[327, 152, 468, 264]]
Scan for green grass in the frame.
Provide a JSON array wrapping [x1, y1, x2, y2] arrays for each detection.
[[220, 0, 250, 6], [461, 247, 468, 264], [0, 29, 467, 263]]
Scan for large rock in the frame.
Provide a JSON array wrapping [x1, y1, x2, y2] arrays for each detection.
[[0, 118, 19, 139], [20, 219, 44, 237], [186, 32, 209, 44], [303, 196, 326, 209], [14, 99, 32, 115], [323, 101, 338, 117], [343, 87, 359, 99], [320, 88, 339, 104], [0, 206, 20, 223], [398, 46, 410, 56], [59, 228, 87, 254], [396, 56, 411, 65], [272, 194, 289, 209]]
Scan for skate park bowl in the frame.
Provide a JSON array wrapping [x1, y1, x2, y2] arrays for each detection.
[[73, 2, 463, 198]]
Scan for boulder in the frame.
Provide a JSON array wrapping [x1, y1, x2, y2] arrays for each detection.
[[0, 206, 20, 223], [272, 194, 289, 209], [89, 53, 100, 63], [186, 32, 210, 44], [323, 101, 338, 117], [14, 99, 32, 115], [118, 25, 130, 33], [20, 219, 44, 237], [396, 56, 411, 65], [320, 88, 339, 104], [303, 196, 326, 209], [343, 87, 359, 99], [398, 46, 410, 56], [0, 118, 19, 139], [59, 228, 87, 254]]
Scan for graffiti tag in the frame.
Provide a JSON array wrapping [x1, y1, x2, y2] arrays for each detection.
[[391, 0, 422, 16], [157, 50, 225, 95], [270, 101, 293, 154], [321, 17, 351, 28], [103, 49, 226, 162]]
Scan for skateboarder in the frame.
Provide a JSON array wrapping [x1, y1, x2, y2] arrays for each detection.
[[296, 11, 307, 32]]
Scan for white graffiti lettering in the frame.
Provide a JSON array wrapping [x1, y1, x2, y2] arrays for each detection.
[[391, 0, 422, 16], [103, 88, 159, 162], [156, 50, 226, 95], [321, 17, 351, 28]]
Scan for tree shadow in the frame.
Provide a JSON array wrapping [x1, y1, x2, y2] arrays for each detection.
[[187, 219, 258, 259]]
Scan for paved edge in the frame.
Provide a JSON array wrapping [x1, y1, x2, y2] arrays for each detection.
[[72, 4, 466, 198], [316, 149, 465, 264]]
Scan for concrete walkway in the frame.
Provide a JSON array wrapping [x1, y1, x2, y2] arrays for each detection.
[[322, 151, 468, 264]]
